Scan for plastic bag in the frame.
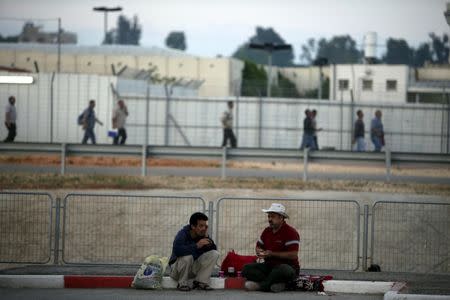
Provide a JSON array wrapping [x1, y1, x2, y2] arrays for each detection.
[[132, 255, 169, 289]]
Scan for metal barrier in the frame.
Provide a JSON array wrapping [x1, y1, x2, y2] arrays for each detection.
[[0, 192, 53, 264], [371, 201, 450, 274], [61, 193, 206, 265], [216, 197, 360, 271]]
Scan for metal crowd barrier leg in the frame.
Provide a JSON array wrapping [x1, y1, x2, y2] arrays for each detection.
[[362, 205, 369, 271]]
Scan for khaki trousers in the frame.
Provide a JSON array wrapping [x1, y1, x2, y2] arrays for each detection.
[[170, 250, 219, 287]]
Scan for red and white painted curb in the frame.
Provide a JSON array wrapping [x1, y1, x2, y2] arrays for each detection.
[[0, 275, 449, 299]]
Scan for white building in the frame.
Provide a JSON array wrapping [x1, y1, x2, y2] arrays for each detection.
[[329, 64, 409, 103]]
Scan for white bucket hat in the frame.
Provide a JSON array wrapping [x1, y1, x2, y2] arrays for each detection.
[[262, 203, 289, 218]]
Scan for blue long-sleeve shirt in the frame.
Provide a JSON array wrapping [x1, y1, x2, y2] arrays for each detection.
[[169, 224, 217, 265]]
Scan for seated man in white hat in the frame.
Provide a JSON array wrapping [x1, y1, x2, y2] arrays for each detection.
[[242, 203, 300, 293]]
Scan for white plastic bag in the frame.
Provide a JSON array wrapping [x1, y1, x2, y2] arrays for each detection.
[[132, 255, 169, 289]]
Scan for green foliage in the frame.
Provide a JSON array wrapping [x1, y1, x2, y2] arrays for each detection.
[[429, 33, 449, 64], [240, 61, 301, 98], [383, 38, 413, 65], [165, 31, 187, 50], [316, 35, 362, 64], [271, 72, 300, 98], [104, 15, 141, 45], [0, 34, 19, 42], [233, 26, 294, 67], [302, 77, 330, 99], [241, 60, 267, 96]]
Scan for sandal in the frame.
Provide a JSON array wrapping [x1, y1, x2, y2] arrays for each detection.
[[177, 284, 191, 291], [193, 281, 213, 290]]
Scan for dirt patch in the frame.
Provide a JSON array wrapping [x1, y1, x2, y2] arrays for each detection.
[[1, 154, 449, 178]]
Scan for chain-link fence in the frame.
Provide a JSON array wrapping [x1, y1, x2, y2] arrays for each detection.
[[0, 72, 449, 153], [215, 197, 360, 271], [1, 192, 449, 274], [371, 201, 450, 274], [62, 193, 206, 265], [0, 192, 53, 264]]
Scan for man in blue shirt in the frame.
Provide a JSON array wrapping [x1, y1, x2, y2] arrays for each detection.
[[169, 212, 219, 291], [81, 100, 103, 144], [370, 110, 384, 152]]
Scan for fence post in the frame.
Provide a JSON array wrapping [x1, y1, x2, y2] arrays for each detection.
[[53, 197, 61, 265], [385, 148, 391, 182], [362, 205, 369, 271], [141, 144, 147, 176], [258, 96, 263, 148], [207, 201, 214, 240], [61, 143, 66, 175], [303, 147, 309, 182], [221, 147, 227, 179]]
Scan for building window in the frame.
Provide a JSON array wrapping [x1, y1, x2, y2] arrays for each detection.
[[386, 80, 397, 91], [362, 79, 373, 91], [338, 79, 349, 91]]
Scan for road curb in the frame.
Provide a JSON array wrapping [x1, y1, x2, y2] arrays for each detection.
[[1, 274, 449, 299]]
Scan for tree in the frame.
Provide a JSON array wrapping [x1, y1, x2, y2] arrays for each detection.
[[429, 33, 449, 64], [299, 38, 317, 65], [233, 27, 294, 67], [240, 60, 267, 96], [412, 43, 432, 67], [0, 34, 18, 42], [104, 14, 141, 45], [165, 31, 186, 51], [382, 38, 413, 65], [271, 72, 300, 98], [316, 35, 362, 64]]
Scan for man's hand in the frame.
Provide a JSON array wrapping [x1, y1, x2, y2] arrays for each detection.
[[257, 249, 273, 258], [4, 121, 10, 129], [196, 238, 211, 249]]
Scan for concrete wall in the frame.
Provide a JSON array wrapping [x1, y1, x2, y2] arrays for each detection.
[[0, 44, 244, 97], [279, 66, 330, 94], [329, 64, 409, 103]]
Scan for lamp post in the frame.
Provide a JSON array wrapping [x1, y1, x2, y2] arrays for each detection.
[[93, 6, 122, 44], [249, 42, 292, 98], [313, 57, 328, 100]]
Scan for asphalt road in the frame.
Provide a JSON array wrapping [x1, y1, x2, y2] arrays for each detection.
[[1, 164, 449, 185], [0, 288, 384, 300]]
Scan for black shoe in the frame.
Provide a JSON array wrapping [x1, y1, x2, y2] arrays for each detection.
[[193, 281, 213, 290]]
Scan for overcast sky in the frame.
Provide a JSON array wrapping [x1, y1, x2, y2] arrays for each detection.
[[0, 0, 449, 62]]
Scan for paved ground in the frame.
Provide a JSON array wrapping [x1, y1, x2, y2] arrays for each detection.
[[1, 265, 449, 295], [0, 288, 385, 300], [1, 164, 450, 184]]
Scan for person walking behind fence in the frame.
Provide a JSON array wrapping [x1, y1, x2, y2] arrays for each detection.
[[370, 110, 384, 152], [221, 101, 237, 148], [80, 100, 103, 144], [3, 96, 17, 143], [112, 99, 128, 145], [299, 109, 316, 150], [169, 212, 219, 291], [312, 109, 322, 150], [243, 203, 300, 293], [352, 110, 365, 151]]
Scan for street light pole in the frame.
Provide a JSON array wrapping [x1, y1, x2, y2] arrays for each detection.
[[93, 6, 122, 44], [249, 42, 292, 98]]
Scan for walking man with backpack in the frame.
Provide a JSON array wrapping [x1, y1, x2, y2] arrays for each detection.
[[79, 100, 103, 144]]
